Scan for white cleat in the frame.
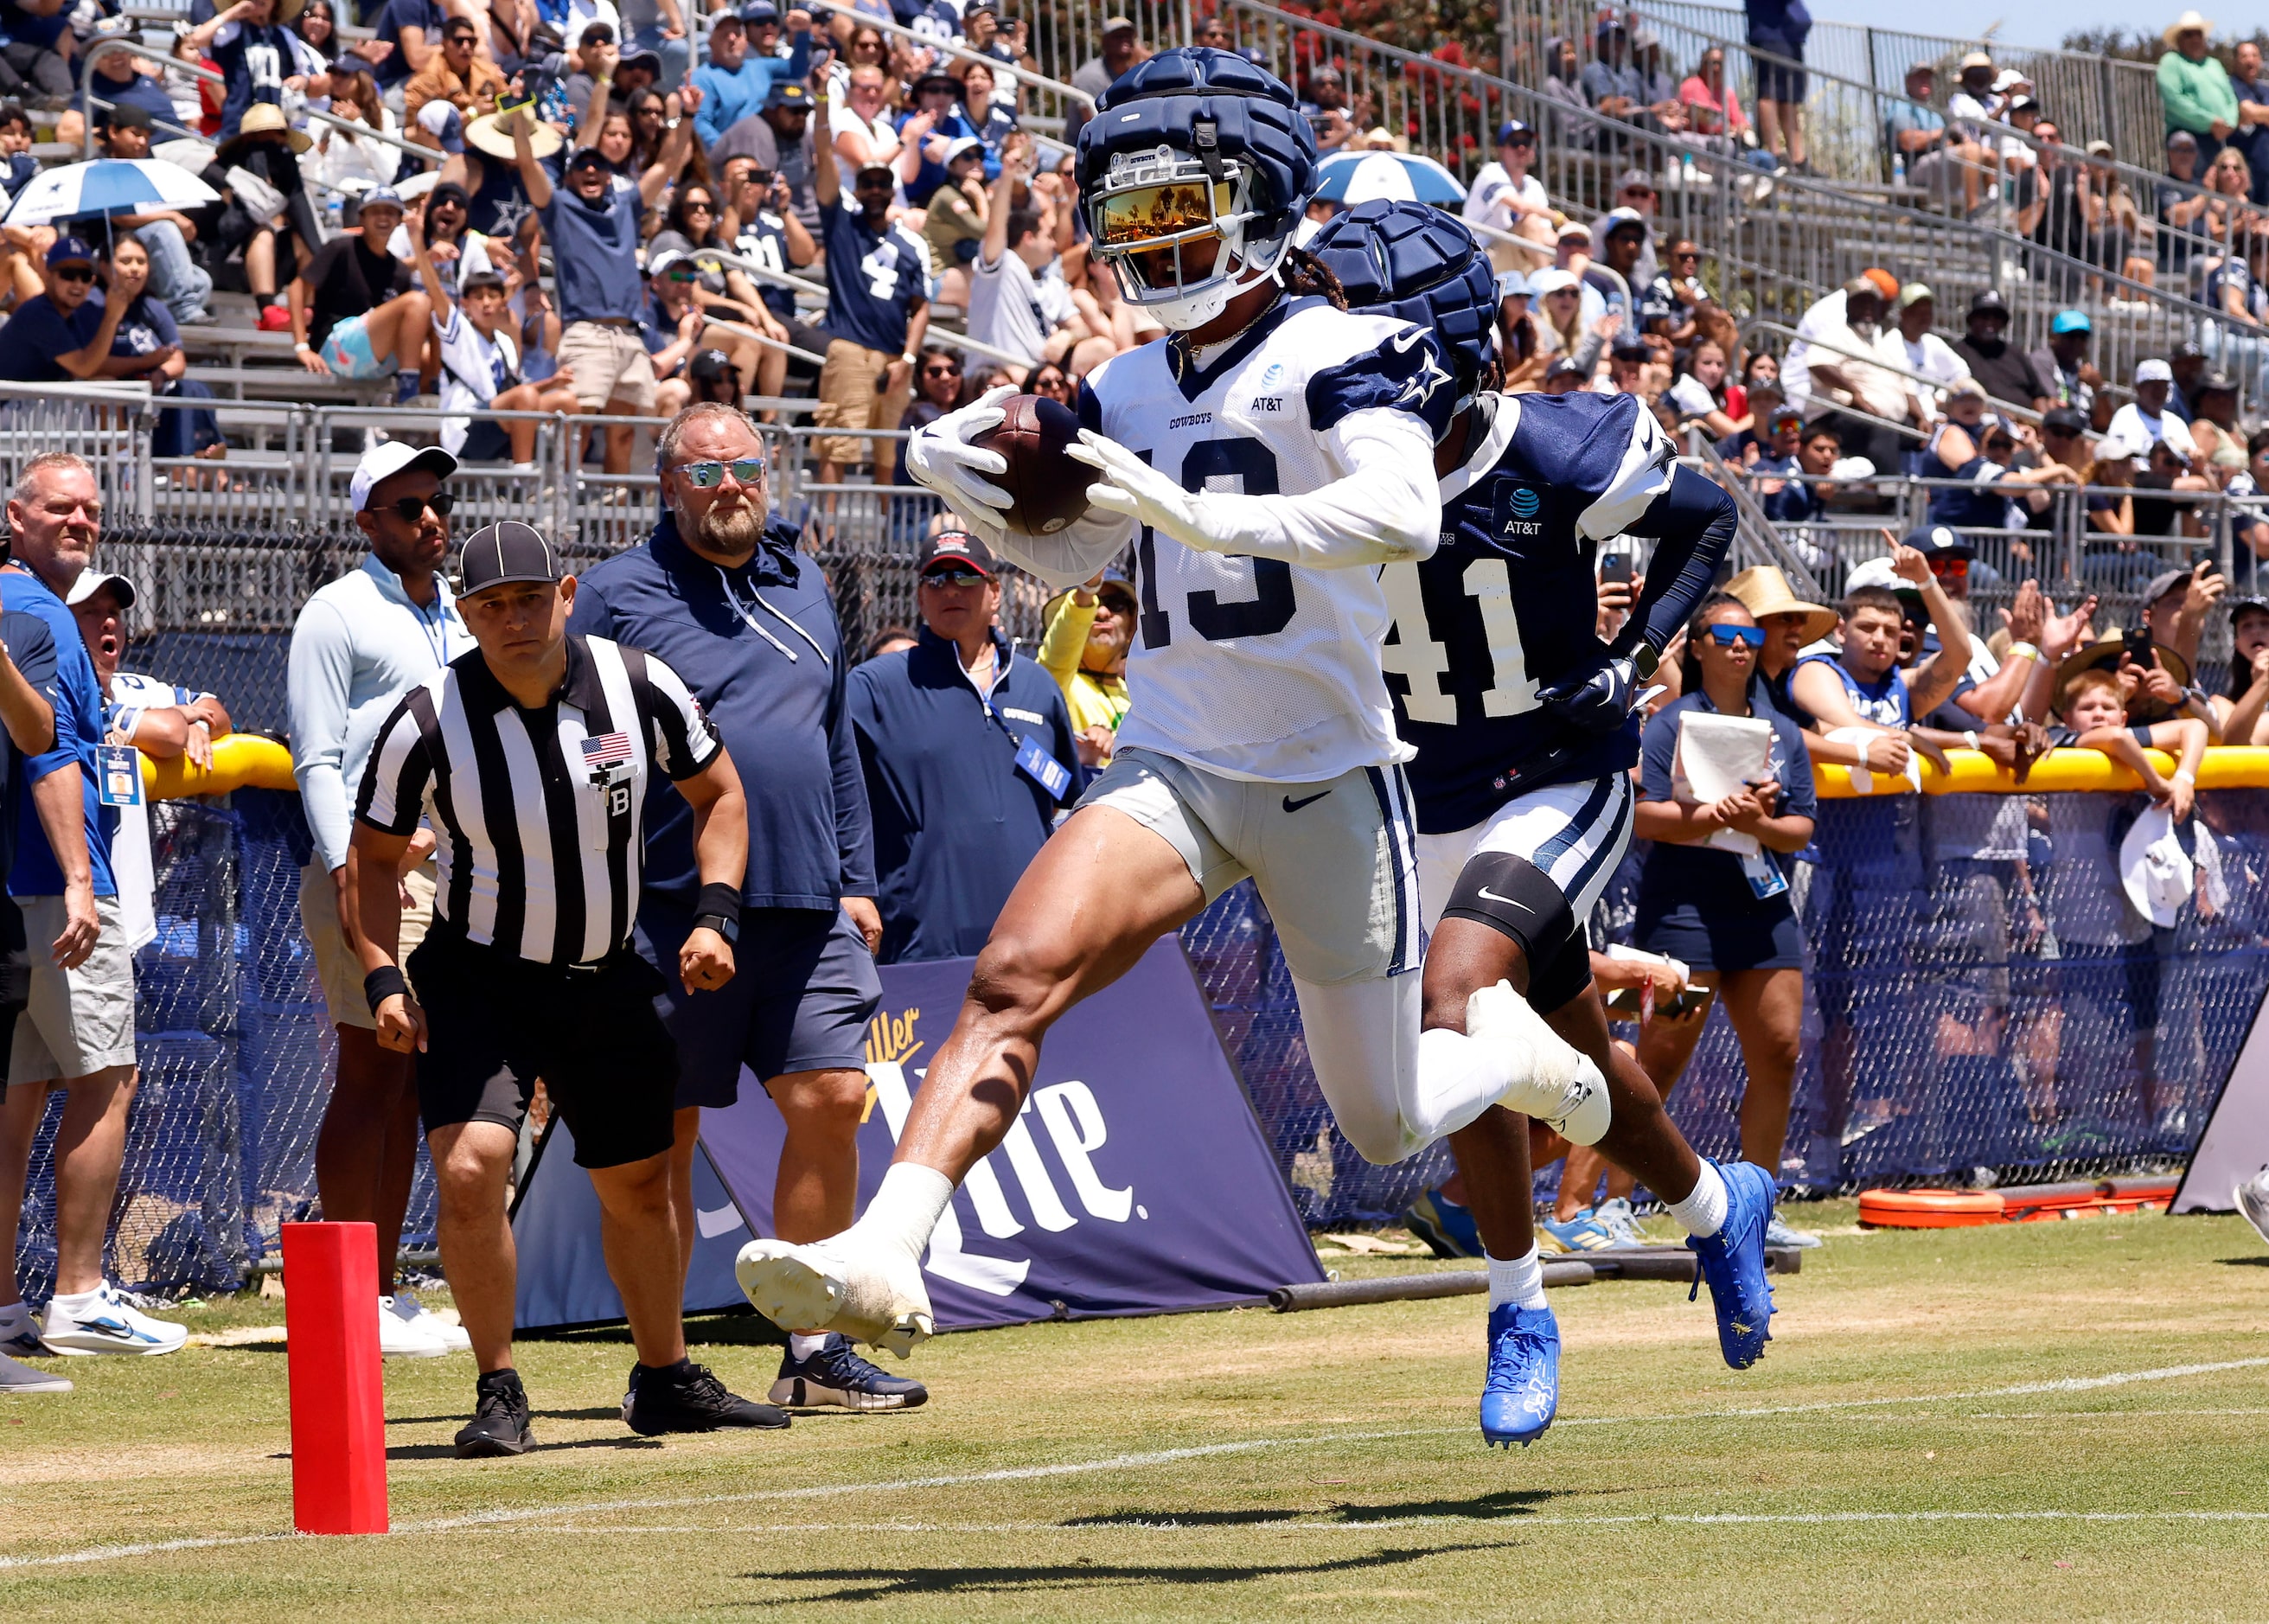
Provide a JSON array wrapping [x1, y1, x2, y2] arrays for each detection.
[[2237, 1169, 2269, 1248], [735, 1232, 935, 1359], [1467, 979, 1611, 1146]]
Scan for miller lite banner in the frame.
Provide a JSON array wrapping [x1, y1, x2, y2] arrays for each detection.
[[511, 939, 1325, 1333]]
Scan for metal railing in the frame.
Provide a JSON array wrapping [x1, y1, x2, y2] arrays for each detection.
[[78, 39, 444, 170]]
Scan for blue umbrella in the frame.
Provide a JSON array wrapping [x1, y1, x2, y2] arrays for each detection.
[[4, 158, 220, 227], [1313, 150, 1468, 208]]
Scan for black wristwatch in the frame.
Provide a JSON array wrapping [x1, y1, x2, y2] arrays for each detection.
[[692, 911, 740, 945], [1629, 643, 1661, 681]]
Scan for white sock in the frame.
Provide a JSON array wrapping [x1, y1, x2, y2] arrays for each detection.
[[853, 1161, 956, 1260], [787, 1332, 830, 1359], [47, 1286, 104, 1316], [1486, 1246, 1549, 1311], [1667, 1160, 1729, 1239]]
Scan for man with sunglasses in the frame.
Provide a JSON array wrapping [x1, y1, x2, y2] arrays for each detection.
[[287, 441, 475, 1359], [571, 403, 924, 1415], [0, 238, 144, 387]]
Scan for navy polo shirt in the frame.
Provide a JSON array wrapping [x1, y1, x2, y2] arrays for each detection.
[[847, 624, 1078, 964], [569, 515, 875, 911], [819, 198, 927, 357], [539, 176, 645, 325]]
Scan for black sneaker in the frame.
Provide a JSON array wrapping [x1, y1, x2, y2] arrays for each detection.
[[770, 1333, 930, 1410], [622, 1361, 790, 1436], [455, 1370, 534, 1458]]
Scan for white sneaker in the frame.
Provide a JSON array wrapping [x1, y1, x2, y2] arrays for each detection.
[[40, 1283, 187, 1356], [388, 1290, 470, 1352], [736, 1231, 934, 1359], [2236, 1169, 2269, 1247], [0, 1349, 69, 1392], [1765, 1213, 1824, 1249], [1466, 980, 1610, 1146], [376, 1295, 450, 1359]]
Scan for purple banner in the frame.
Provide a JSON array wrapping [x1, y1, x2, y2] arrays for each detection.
[[701, 938, 1323, 1330]]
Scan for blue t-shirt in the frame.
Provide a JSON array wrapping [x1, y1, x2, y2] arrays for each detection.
[[692, 56, 782, 148], [0, 608, 56, 896], [539, 176, 645, 324], [80, 287, 179, 362], [0, 571, 116, 899], [1636, 683, 1813, 924], [0, 295, 94, 385], [818, 199, 928, 357], [370, 0, 447, 87]]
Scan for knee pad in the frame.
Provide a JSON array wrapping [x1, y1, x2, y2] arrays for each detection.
[[1441, 850, 1592, 1016]]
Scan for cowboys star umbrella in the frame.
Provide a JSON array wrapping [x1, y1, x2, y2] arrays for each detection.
[[3, 158, 221, 226], [1312, 150, 1467, 208]]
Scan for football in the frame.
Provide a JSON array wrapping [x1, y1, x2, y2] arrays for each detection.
[[968, 393, 1091, 537]]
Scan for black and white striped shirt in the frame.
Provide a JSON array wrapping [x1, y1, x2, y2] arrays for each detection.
[[355, 634, 722, 964]]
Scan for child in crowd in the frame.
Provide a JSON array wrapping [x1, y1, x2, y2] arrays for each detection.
[[405, 196, 577, 465]]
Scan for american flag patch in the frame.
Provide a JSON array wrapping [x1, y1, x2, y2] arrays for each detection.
[[580, 732, 634, 769]]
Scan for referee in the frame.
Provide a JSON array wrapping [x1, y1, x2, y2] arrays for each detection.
[[352, 521, 787, 1457]]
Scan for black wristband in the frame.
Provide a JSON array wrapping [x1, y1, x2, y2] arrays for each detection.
[[696, 883, 743, 928], [364, 964, 410, 1014]]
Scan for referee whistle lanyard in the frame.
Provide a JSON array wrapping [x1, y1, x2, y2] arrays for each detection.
[[716, 566, 832, 668]]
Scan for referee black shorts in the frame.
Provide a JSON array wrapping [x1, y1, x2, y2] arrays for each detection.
[[634, 900, 881, 1111], [408, 927, 679, 1169]]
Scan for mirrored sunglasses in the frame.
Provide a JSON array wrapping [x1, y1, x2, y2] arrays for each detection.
[[679, 457, 766, 488], [1704, 623, 1767, 648]]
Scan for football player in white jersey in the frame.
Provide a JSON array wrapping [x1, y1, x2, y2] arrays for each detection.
[[1307, 201, 1779, 1446], [733, 48, 1615, 1359]]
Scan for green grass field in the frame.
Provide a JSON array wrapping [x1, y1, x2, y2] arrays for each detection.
[[5, 1202, 2269, 1621]]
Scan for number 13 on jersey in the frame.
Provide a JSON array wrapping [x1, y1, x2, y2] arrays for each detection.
[[1379, 558, 1541, 725]]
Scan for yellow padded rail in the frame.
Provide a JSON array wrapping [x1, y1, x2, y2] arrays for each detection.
[[140, 734, 298, 800], [1813, 746, 2269, 798]]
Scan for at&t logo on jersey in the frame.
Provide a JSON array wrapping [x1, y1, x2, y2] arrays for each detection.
[[1499, 483, 1544, 536]]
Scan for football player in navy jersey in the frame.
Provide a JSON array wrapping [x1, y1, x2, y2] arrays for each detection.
[[1310, 201, 1780, 1446]]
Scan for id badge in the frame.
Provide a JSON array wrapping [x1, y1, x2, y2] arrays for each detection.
[[1740, 850, 1788, 900], [1013, 733, 1074, 800], [97, 743, 143, 808]]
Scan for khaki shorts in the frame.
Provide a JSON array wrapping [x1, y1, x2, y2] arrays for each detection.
[[813, 337, 912, 475], [10, 893, 136, 1086], [300, 860, 437, 1031], [1077, 747, 1421, 987], [557, 320, 658, 412]]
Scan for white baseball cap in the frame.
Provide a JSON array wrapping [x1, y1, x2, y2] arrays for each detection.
[[2120, 806, 2194, 928], [63, 570, 136, 609], [349, 441, 458, 512], [2135, 357, 2174, 385]]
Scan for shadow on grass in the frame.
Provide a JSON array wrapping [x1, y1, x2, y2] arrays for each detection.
[[385, 1435, 664, 1461], [1063, 1488, 1561, 1529], [518, 1309, 787, 1350], [733, 1542, 1510, 1603], [2217, 1256, 2269, 1268]]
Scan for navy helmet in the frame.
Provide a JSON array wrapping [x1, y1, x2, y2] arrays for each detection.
[[1305, 199, 1498, 433], [1075, 46, 1318, 331]]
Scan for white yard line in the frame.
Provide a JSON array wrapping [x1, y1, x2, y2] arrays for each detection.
[[5, 1356, 2265, 1571]]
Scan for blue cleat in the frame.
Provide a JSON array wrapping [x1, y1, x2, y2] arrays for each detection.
[[1686, 1159, 1777, 1369], [1480, 1302, 1560, 1448]]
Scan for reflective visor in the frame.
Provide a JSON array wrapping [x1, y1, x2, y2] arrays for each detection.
[[1095, 179, 1234, 251]]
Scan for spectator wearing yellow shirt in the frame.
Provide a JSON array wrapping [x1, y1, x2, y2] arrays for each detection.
[[1038, 571, 1134, 768]]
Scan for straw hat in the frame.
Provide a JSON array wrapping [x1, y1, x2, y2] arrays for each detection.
[[2164, 10, 2212, 45], [1724, 565, 1838, 645], [2051, 630, 2193, 721], [465, 105, 564, 162], [217, 101, 310, 162]]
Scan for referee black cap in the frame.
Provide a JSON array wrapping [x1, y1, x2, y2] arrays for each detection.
[[459, 521, 564, 595]]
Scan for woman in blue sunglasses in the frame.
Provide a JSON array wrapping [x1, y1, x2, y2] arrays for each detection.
[[1555, 593, 1823, 1247]]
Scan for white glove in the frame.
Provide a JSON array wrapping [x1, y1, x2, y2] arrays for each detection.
[[1065, 428, 1236, 555], [902, 383, 1017, 544]]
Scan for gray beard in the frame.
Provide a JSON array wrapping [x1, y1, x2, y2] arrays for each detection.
[[688, 501, 764, 559]]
